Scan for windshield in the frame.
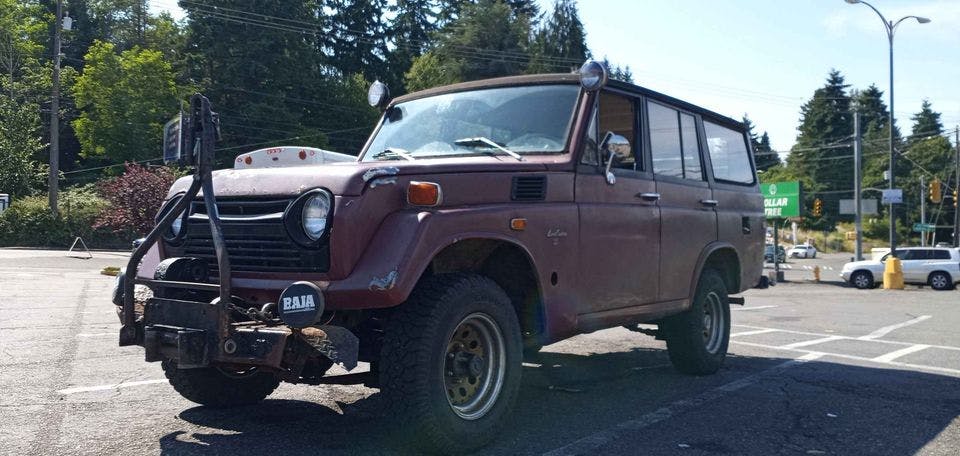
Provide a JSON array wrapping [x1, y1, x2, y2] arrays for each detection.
[[361, 84, 580, 161]]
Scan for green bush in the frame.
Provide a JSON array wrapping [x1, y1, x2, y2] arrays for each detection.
[[0, 185, 123, 248]]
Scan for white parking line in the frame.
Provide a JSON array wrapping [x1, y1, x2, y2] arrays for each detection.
[[779, 335, 845, 350], [732, 340, 960, 377], [732, 305, 778, 312], [872, 344, 931, 363], [542, 352, 823, 456], [859, 315, 932, 340], [57, 379, 167, 395], [730, 328, 779, 337]]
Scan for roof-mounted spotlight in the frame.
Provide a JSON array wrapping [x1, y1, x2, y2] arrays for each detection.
[[578, 60, 609, 92], [367, 80, 390, 110]]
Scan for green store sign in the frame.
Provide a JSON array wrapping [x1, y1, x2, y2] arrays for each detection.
[[760, 181, 801, 219]]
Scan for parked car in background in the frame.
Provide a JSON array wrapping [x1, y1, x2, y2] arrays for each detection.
[[764, 244, 786, 263], [788, 243, 817, 258], [840, 247, 960, 290]]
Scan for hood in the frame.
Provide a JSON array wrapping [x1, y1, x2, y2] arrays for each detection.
[[842, 260, 881, 270], [166, 158, 551, 199]]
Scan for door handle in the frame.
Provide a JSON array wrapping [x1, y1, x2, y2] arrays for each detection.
[[637, 192, 660, 201], [700, 199, 719, 207]]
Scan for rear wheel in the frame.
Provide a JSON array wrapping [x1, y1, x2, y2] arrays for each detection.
[[661, 269, 730, 375], [929, 271, 953, 291], [379, 273, 522, 453], [850, 270, 874, 290], [161, 361, 280, 407]]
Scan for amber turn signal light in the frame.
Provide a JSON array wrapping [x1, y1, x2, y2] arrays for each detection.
[[510, 218, 527, 231], [408, 181, 442, 207]]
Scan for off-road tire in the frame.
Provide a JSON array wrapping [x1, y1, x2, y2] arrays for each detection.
[[661, 269, 730, 375], [928, 271, 953, 291], [379, 273, 522, 453], [850, 270, 874, 290], [161, 361, 280, 407]]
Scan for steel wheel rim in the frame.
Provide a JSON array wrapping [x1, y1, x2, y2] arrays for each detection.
[[702, 292, 725, 354], [443, 312, 506, 420]]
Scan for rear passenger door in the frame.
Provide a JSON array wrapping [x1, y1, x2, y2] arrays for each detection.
[[646, 100, 716, 302], [703, 119, 765, 291], [900, 249, 928, 282]]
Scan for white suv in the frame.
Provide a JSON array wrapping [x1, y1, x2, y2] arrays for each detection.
[[841, 247, 960, 290]]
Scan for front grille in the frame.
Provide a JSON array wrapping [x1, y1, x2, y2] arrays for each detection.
[[164, 198, 329, 274]]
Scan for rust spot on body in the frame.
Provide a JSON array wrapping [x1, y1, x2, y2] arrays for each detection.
[[369, 270, 399, 291]]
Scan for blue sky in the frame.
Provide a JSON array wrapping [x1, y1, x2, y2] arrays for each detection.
[[149, 0, 960, 153]]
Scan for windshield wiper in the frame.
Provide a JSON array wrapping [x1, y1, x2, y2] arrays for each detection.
[[372, 147, 415, 161], [454, 137, 523, 161]]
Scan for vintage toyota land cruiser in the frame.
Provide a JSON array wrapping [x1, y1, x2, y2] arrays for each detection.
[[115, 61, 763, 452]]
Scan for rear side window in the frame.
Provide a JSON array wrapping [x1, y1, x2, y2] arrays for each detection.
[[930, 250, 951, 260], [704, 121, 754, 184]]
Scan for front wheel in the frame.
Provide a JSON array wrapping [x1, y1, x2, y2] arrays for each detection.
[[661, 269, 730, 375], [379, 273, 522, 453], [161, 361, 280, 407], [850, 270, 874, 290], [929, 271, 953, 291]]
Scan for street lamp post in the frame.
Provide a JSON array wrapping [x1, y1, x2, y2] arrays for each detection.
[[844, 0, 930, 258]]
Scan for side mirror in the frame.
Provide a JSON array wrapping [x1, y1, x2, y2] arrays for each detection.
[[600, 131, 630, 185]]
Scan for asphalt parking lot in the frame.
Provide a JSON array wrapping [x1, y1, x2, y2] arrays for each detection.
[[2, 248, 959, 455]]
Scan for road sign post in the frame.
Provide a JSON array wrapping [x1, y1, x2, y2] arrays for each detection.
[[760, 181, 801, 283]]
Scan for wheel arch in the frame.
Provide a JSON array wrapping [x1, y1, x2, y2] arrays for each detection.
[[417, 237, 547, 345], [690, 243, 742, 300]]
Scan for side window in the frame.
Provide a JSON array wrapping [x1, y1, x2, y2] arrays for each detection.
[[931, 250, 951, 260], [900, 250, 920, 260], [580, 105, 599, 166], [648, 101, 682, 178], [598, 92, 638, 170], [704, 120, 755, 184], [680, 113, 703, 180], [648, 102, 702, 180]]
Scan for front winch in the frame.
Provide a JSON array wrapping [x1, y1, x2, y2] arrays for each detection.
[[278, 281, 325, 328]]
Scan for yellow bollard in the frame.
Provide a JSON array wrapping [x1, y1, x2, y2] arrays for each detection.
[[813, 265, 821, 282], [883, 257, 905, 290]]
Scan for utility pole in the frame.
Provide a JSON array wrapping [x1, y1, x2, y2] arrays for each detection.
[[920, 176, 925, 246], [48, 0, 63, 218], [954, 126, 959, 247], [854, 112, 863, 261]]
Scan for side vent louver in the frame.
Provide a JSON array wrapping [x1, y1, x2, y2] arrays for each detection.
[[511, 176, 547, 201]]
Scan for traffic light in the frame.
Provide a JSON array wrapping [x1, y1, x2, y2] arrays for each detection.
[[812, 198, 823, 217], [929, 178, 942, 203]]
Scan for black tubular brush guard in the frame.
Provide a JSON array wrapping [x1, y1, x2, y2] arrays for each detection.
[[119, 93, 230, 347]]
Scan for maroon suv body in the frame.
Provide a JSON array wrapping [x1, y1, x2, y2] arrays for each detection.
[[122, 69, 764, 452]]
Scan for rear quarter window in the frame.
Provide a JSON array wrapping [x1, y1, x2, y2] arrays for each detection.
[[704, 121, 755, 184], [930, 250, 951, 260]]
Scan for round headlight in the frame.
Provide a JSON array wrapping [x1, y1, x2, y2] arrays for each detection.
[[578, 60, 609, 91], [302, 192, 331, 240]]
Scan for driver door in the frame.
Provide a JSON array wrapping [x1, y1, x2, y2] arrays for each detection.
[[576, 91, 661, 314]]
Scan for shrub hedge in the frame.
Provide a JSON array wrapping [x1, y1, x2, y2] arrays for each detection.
[[0, 185, 123, 248]]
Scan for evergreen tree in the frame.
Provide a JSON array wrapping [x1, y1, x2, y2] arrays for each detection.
[[387, 0, 437, 93], [406, 0, 534, 89], [743, 115, 779, 171], [528, 0, 589, 73], [787, 70, 853, 229], [326, 0, 389, 82], [910, 99, 943, 140]]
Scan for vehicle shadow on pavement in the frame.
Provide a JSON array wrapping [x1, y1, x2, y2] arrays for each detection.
[[160, 348, 960, 455]]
